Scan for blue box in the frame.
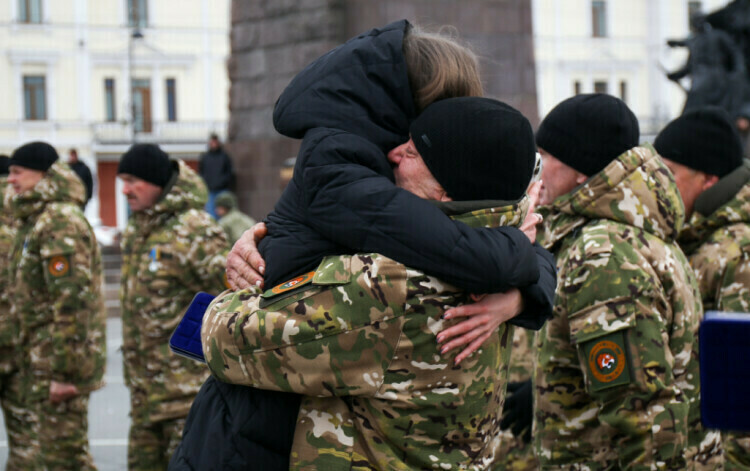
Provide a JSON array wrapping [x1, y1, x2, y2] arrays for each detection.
[[169, 292, 215, 363], [700, 310, 750, 431]]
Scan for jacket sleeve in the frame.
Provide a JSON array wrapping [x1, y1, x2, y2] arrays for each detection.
[[204, 255, 407, 396], [39, 213, 98, 383], [183, 211, 231, 294], [299, 133, 540, 294], [716, 248, 750, 312], [509, 243, 556, 330], [561, 248, 689, 470]]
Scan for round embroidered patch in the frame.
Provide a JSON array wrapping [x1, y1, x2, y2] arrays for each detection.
[[271, 271, 315, 295], [588, 339, 626, 383], [48, 255, 70, 277]]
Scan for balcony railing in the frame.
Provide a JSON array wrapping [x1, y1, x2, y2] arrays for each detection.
[[92, 120, 224, 145]]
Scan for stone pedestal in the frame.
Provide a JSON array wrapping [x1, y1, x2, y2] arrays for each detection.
[[229, 0, 537, 219]]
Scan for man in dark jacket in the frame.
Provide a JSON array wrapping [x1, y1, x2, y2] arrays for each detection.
[[67, 148, 93, 206], [198, 133, 234, 219], [171, 20, 556, 470]]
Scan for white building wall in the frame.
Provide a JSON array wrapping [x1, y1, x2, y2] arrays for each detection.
[[532, 0, 733, 139], [0, 0, 230, 228]]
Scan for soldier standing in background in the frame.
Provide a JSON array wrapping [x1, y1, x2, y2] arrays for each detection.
[[530, 94, 721, 469], [117, 143, 230, 470], [0, 154, 36, 469], [214, 191, 256, 244], [198, 133, 234, 219], [655, 106, 749, 470], [7, 142, 106, 470]]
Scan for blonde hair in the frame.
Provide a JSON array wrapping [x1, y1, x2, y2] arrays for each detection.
[[403, 24, 484, 113]]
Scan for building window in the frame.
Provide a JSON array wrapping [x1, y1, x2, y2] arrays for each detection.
[[619, 80, 628, 103], [131, 78, 152, 133], [128, 0, 148, 29], [594, 81, 608, 94], [18, 0, 42, 24], [574, 81, 582, 95], [105, 78, 117, 122], [592, 1, 607, 37], [166, 78, 177, 122], [23, 75, 47, 120], [688, 1, 702, 30]]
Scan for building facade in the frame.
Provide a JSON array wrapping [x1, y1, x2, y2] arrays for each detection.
[[532, 0, 732, 138], [0, 0, 230, 228]]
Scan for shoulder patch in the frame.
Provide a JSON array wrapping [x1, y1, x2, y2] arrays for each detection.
[[583, 331, 631, 392], [266, 272, 315, 297], [47, 255, 71, 278]]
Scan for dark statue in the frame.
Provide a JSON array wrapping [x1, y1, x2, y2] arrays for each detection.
[[666, 1, 750, 119]]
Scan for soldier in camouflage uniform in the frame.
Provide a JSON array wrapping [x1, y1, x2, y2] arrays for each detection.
[[214, 191, 256, 244], [7, 142, 106, 470], [199, 98, 555, 470], [118, 144, 230, 470], [0, 154, 36, 470], [655, 107, 749, 470], [532, 94, 721, 469]]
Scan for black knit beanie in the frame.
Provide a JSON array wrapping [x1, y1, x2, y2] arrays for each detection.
[[654, 106, 743, 178], [9, 142, 59, 172], [535, 94, 640, 176], [0, 155, 9, 176], [409, 97, 535, 201], [117, 144, 172, 187]]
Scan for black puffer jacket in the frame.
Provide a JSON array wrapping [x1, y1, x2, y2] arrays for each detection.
[[170, 20, 555, 470]]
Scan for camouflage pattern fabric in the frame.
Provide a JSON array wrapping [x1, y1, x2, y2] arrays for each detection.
[[0, 177, 18, 370], [203, 200, 531, 470], [119, 159, 229, 465], [535, 145, 721, 470], [38, 393, 95, 470], [218, 207, 256, 244], [492, 328, 538, 471], [678, 163, 750, 471], [7, 160, 106, 469], [128, 416, 186, 470]]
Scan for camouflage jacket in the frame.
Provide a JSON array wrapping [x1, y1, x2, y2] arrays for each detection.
[[0, 178, 17, 373], [218, 208, 256, 245], [120, 159, 229, 423], [679, 160, 750, 470], [679, 160, 750, 312], [535, 145, 718, 470], [203, 199, 531, 470], [8, 161, 106, 396]]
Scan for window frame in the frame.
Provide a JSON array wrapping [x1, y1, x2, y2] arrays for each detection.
[[23, 75, 47, 121], [592, 0, 607, 38]]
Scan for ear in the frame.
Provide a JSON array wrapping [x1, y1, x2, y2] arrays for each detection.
[[702, 174, 720, 191]]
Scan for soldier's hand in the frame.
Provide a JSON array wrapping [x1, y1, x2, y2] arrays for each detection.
[[500, 380, 533, 444], [437, 289, 524, 365], [49, 381, 79, 404], [520, 181, 543, 243], [227, 222, 268, 290]]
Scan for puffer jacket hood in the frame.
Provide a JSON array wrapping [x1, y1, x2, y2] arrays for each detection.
[[679, 159, 750, 252], [12, 160, 86, 220], [132, 159, 208, 224], [539, 144, 685, 249], [273, 19, 416, 154]]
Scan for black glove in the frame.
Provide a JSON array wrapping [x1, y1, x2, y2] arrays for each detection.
[[500, 380, 533, 444]]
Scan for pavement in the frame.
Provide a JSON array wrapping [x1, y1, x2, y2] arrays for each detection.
[[0, 317, 130, 470]]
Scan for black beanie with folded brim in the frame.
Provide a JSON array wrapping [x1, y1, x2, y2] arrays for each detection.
[[9, 142, 59, 172], [535, 94, 640, 176], [409, 97, 536, 202], [654, 106, 743, 178], [118, 144, 173, 187]]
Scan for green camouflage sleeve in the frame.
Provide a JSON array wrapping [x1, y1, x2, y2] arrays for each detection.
[[717, 249, 750, 312], [203, 254, 408, 396], [38, 209, 98, 382], [182, 210, 230, 294], [560, 245, 688, 469]]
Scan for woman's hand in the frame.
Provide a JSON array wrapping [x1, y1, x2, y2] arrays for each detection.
[[226, 222, 268, 290], [436, 289, 524, 365], [519, 181, 543, 243]]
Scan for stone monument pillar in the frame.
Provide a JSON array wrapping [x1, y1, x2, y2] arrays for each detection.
[[228, 0, 537, 219]]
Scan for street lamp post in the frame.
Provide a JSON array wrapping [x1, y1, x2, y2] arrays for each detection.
[[128, 28, 143, 145]]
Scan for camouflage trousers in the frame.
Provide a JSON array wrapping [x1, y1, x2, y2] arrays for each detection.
[[128, 416, 186, 471], [491, 431, 537, 471], [34, 392, 96, 471], [725, 432, 750, 470], [0, 354, 40, 470]]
